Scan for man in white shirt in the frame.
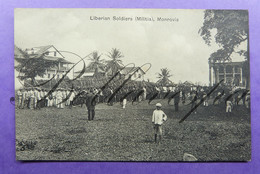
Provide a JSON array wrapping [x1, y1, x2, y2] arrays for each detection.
[[69, 89, 76, 109], [17, 89, 23, 109], [152, 103, 167, 143], [226, 99, 233, 116]]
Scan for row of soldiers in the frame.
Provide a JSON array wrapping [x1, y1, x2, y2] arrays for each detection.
[[16, 85, 250, 111], [16, 87, 76, 109]]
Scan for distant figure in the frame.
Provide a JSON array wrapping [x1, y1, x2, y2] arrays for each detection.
[[86, 90, 97, 121], [182, 90, 186, 104], [152, 103, 167, 143], [191, 91, 198, 114], [56, 89, 63, 109], [122, 98, 127, 109], [226, 99, 233, 116], [69, 89, 76, 109], [17, 89, 23, 109], [202, 92, 208, 107], [143, 86, 147, 100], [174, 91, 180, 112]]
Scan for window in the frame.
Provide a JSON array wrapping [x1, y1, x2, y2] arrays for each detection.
[[54, 52, 57, 56], [138, 74, 142, 78], [57, 74, 59, 78], [48, 74, 50, 78]]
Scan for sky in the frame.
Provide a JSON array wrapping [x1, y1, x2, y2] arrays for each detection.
[[14, 8, 247, 85]]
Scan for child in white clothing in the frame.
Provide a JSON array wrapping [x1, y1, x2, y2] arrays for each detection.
[[152, 103, 167, 143]]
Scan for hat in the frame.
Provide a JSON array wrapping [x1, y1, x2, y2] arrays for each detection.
[[156, 103, 162, 107]]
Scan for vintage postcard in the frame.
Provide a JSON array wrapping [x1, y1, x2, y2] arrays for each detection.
[[14, 9, 250, 161]]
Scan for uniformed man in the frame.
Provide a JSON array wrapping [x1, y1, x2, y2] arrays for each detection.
[[17, 89, 23, 109], [56, 89, 63, 109], [86, 89, 97, 121], [174, 91, 180, 112]]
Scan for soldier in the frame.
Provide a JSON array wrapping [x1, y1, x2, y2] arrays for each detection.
[[47, 89, 53, 107], [226, 98, 233, 116], [20, 88, 27, 109], [23, 88, 30, 109], [52, 90, 57, 107], [174, 90, 180, 112], [61, 88, 67, 108], [56, 89, 63, 109], [69, 89, 76, 108], [108, 87, 114, 106], [86, 89, 97, 121], [40, 88, 46, 107], [35, 88, 42, 109], [245, 92, 250, 109], [190, 91, 198, 114], [28, 88, 35, 109], [66, 89, 70, 106], [182, 90, 186, 104], [17, 89, 23, 109], [202, 91, 209, 107]]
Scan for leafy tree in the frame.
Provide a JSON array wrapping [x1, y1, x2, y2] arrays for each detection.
[[199, 10, 249, 88], [156, 68, 173, 86], [15, 47, 58, 86], [88, 51, 106, 78], [199, 10, 248, 62], [106, 48, 124, 76]]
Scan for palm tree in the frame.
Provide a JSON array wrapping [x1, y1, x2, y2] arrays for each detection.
[[156, 68, 173, 86], [88, 51, 105, 78], [106, 48, 124, 76]]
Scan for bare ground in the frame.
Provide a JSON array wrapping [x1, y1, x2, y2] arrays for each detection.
[[15, 99, 251, 161]]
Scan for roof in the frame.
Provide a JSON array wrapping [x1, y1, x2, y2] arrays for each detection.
[[15, 45, 72, 64], [31, 45, 53, 55], [44, 56, 73, 64], [120, 67, 145, 75]]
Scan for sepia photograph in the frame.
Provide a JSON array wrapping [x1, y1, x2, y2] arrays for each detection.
[[14, 9, 250, 161]]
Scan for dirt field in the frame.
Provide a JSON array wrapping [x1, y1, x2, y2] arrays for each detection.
[[15, 99, 251, 161]]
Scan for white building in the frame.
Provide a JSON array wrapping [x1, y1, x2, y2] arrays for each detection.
[[15, 45, 73, 82], [120, 67, 145, 81]]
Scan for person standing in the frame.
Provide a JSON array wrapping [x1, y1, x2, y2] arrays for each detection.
[[226, 98, 233, 116], [152, 103, 167, 143], [174, 91, 180, 112], [191, 91, 198, 114], [35, 88, 41, 109], [56, 89, 63, 109], [17, 89, 23, 109], [202, 92, 209, 107], [61, 88, 66, 108], [86, 89, 97, 121], [66, 89, 70, 106], [28, 88, 35, 109], [142, 86, 147, 101], [69, 89, 75, 109], [122, 97, 127, 109], [23, 89, 29, 109]]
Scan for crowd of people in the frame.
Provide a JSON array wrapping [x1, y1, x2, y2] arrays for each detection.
[[16, 84, 250, 116]]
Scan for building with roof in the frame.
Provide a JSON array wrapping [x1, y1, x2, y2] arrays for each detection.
[[74, 66, 145, 82], [15, 45, 73, 81], [208, 59, 248, 88], [119, 67, 145, 81]]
